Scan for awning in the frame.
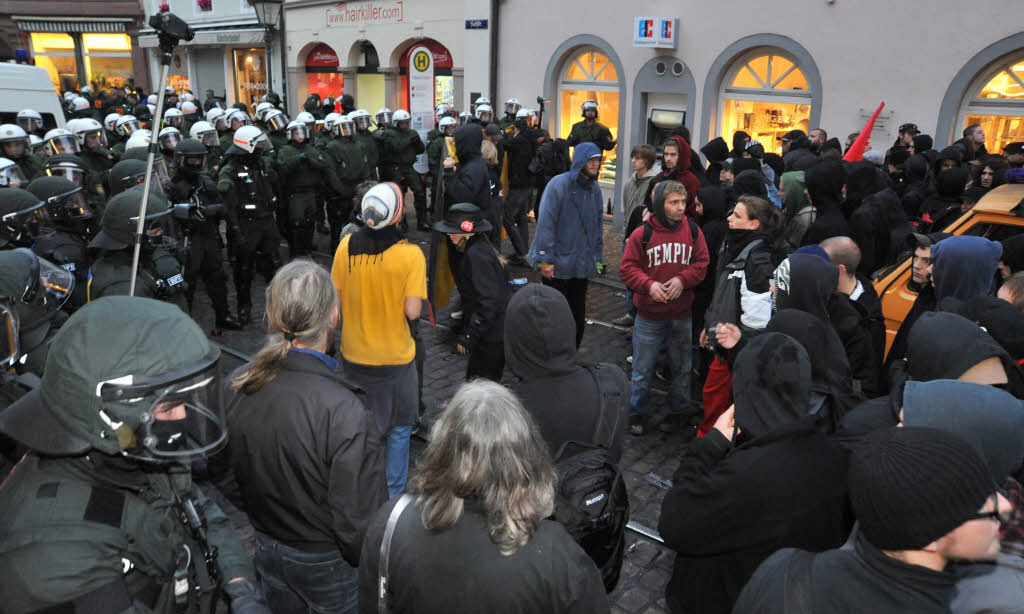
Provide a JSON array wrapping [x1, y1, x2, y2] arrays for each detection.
[[13, 16, 134, 33], [138, 21, 266, 48]]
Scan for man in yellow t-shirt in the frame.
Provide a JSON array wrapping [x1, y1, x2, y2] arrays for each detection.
[[331, 182, 426, 497]]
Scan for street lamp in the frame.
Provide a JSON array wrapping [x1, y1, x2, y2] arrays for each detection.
[[251, 0, 283, 95]]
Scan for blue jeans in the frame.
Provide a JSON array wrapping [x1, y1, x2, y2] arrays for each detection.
[[386, 425, 413, 498], [254, 532, 357, 614], [622, 239, 636, 318], [630, 314, 693, 417]]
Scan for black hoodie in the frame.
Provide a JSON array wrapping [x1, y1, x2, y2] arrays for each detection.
[[846, 163, 912, 273], [921, 167, 968, 231], [730, 131, 751, 158], [693, 186, 731, 330], [773, 254, 881, 395], [783, 133, 817, 172], [503, 283, 627, 463], [442, 125, 490, 218], [659, 331, 853, 614], [900, 154, 932, 219], [800, 161, 849, 246], [701, 137, 729, 185]]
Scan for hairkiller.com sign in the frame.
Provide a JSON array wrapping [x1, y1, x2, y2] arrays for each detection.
[[633, 17, 678, 49], [325, 1, 404, 27]]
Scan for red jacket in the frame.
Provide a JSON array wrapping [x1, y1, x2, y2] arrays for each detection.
[[620, 215, 709, 320], [649, 135, 702, 217]]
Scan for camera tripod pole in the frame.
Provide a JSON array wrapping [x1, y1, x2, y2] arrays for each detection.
[[129, 41, 175, 295]]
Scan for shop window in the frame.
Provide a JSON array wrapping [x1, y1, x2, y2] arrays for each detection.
[[82, 33, 131, 53], [304, 43, 344, 109], [720, 51, 812, 155], [83, 33, 134, 90], [234, 48, 267, 110], [398, 39, 454, 113], [30, 33, 77, 91], [558, 48, 620, 184], [961, 56, 1024, 154]]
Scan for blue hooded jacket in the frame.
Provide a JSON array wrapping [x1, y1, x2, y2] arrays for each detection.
[[930, 235, 1002, 305], [527, 142, 604, 279]]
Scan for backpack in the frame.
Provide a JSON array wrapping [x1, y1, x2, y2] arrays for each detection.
[[640, 217, 700, 253], [702, 238, 765, 339], [551, 363, 629, 593], [529, 138, 571, 179]]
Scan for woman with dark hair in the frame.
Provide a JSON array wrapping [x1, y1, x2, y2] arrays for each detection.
[[357, 380, 609, 614], [698, 195, 783, 436]]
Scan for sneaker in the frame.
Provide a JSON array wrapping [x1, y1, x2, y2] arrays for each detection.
[[626, 355, 633, 364], [629, 415, 646, 436], [612, 314, 635, 327], [451, 310, 463, 320]]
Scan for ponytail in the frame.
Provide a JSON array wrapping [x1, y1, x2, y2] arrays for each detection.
[[737, 194, 783, 245]]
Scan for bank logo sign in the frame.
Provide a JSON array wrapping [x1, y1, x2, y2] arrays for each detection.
[[325, 1, 405, 27], [633, 16, 678, 49]]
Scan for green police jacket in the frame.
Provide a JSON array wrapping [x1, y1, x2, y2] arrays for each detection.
[[88, 248, 189, 312], [276, 141, 333, 194], [426, 131, 448, 175], [566, 119, 616, 151], [353, 132, 380, 179], [380, 127, 424, 167], [0, 455, 254, 614], [325, 137, 368, 187], [14, 153, 45, 181]]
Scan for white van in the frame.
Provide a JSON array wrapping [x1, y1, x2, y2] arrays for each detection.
[[0, 63, 65, 131]]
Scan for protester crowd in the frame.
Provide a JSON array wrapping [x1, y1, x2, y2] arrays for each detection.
[[0, 79, 1023, 614]]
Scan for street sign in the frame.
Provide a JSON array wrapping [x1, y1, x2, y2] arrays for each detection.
[[409, 44, 433, 173], [465, 19, 488, 29]]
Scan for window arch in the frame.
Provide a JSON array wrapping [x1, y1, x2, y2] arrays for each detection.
[[960, 54, 1024, 154], [720, 49, 812, 155], [558, 47, 620, 184]]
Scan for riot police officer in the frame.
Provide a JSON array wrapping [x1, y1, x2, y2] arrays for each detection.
[[167, 138, 241, 334], [381, 109, 428, 229], [263, 109, 290, 154], [0, 296, 270, 614], [16, 109, 46, 139], [43, 154, 106, 216], [159, 126, 183, 169], [0, 187, 52, 249], [111, 114, 142, 160], [87, 186, 189, 312], [0, 157, 30, 189], [189, 120, 222, 173], [0, 124, 45, 180], [427, 115, 457, 210], [217, 126, 280, 325], [106, 158, 149, 198], [324, 114, 367, 251], [566, 100, 616, 151], [500, 98, 522, 131], [350, 108, 380, 180], [276, 119, 335, 258], [67, 118, 115, 190], [26, 176, 93, 309], [219, 109, 250, 152]]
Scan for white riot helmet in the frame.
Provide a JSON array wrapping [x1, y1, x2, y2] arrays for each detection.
[[375, 107, 392, 128], [474, 96, 490, 108], [231, 125, 273, 155], [180, 101, 199, 117], [43, 128, 80, 155], [323, 112, 341, 133], [295, 111, 316, 133], [225, 108, 250, 129], [285, 120, 308, 143], [0, 158, 29, 189], [438, 116, 457, 136], [392, 109, 411, 128], [581, 100, 598, 118], [103, 112, 121, 133], [147, 94, 158, 105], [515, 107, 536, 129], [30, 135, 48, 158], [361, 182, 403, 230], [475, 104, 493, 122], [206, 107, 226, 130], [435, 103, 452, 120], [0, 124, 31, 158], [336, 114, 355, 137], [189, 121, 218, 148], [68, 118, 108, 150], [125, 129, 152, 150], [163, 107, 184, 129], [181, 92, 195, 102], [80, 86, 92, 95], [504, 98, 522, 117], [351, 109, 372, 132], [255, 101, 274, 122], [147, 104, 156, 117], [457, 111, 473, 126], [115, 115, 142, 138], [264, 109, 289, 133], [158, 126, 182, 152], [70, 97, 91, 113], [63, 91, 76, 102], [16, 109, 44, 134]]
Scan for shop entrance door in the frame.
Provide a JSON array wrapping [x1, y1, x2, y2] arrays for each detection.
[[192, 48, 226, 100]]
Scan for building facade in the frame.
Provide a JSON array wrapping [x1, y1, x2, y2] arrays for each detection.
[[494, 0, 1024, 225], [0, 0, 149, 94]]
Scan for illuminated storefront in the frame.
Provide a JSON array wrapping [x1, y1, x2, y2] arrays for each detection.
[[303, 43, 345, 107], [233, 48, 268, 110], [28, 30, 136, 92], [719, 52, 812, 155], [961, 56, 1024, 154], [558, 48, 620, 184]]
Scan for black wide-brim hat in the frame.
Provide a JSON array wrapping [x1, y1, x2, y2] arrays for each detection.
[[433, 202, 493, 234]]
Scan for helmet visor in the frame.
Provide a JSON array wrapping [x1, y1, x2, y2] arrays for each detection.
[[458, 115, 471, 126], [34, 255, 75, 313], [376, 111, 392, 126], [141, 208, 181, 250], [59, 190, 93, 221], [505, 102, 521, 115], [199, 130, 218, 148], [353, 115, 371, 131], [288, 125, 308, 142], [159, 132, 181, 151], [339, 122, 354, 137], [0, 300, 17, 368], [266, 113, 289, 132], [44, 165, 86, 188], [118, 119, 141, 137], [253, 133, 273, 154], [165, 115, 183, 128], [32, 142, 51, 158], [17, 117, 43, 133], [47, 135, 80, 155], [3, 200, 52, 238], [0, 164, 30, 189], [83, 129, 108, 150]]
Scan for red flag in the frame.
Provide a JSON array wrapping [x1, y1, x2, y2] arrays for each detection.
[[844, 101, 886, 162]]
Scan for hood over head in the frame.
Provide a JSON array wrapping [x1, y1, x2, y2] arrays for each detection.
[[903, 154, 930, 183], [930, 235, 1001, 303], [453, 124, 483, 160], [772, 253, 840, 321], [844, 160, 884, 205], [805, 160, 846, 210], [912, 134, 933, 153], [935, 167, 969, 199], [504, 283, 577, 379], [822, 137, 843, 154], [903, 379, 1024, 483], [700, 136, 729, 163], [663, 135, 692, 172], [951, 295, 1024, 361], [733, 332, 812, 439], [767, 309, 849, 388], [697, 185, 729, 222], [733, 169, 767, 198], [906, 311, 1010, 381], [763, 153, 785, 180], [1001, 234, 1024, 275], [781, 170, 809, 218], [732, 131, 751, 154], [570, 141, 602, 175], [650, 180, 680, 230]]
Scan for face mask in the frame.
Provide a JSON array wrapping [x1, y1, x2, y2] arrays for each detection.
[[149, 417, 188, 452]]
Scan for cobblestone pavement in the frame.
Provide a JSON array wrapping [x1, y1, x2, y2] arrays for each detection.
[[195, 213, 687, 613]]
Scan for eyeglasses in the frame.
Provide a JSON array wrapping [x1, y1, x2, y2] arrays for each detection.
[[964, 493, 1010, 524]]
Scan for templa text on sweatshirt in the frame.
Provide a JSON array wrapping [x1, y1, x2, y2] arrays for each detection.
[[620, 215, 709, 320]]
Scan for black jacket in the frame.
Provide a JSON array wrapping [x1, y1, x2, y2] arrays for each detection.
[[900, 154, 932, 219], [884, 283, 936, 369], [659, 333, 852, 614], [220, 351, 388, 565], [700, 137, 729, 185], [454, 235, 510, 346], [782, 135, 818, 172], [442, 125, 489, 216], [506, 128, 539, 189], [693, 187, 731, 329], [734, 532, 960, 614], [800, 161, 849, 246], [920, 167, 968, 232], [504, 283, 627, 462], [357, 497, 610, 614]]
